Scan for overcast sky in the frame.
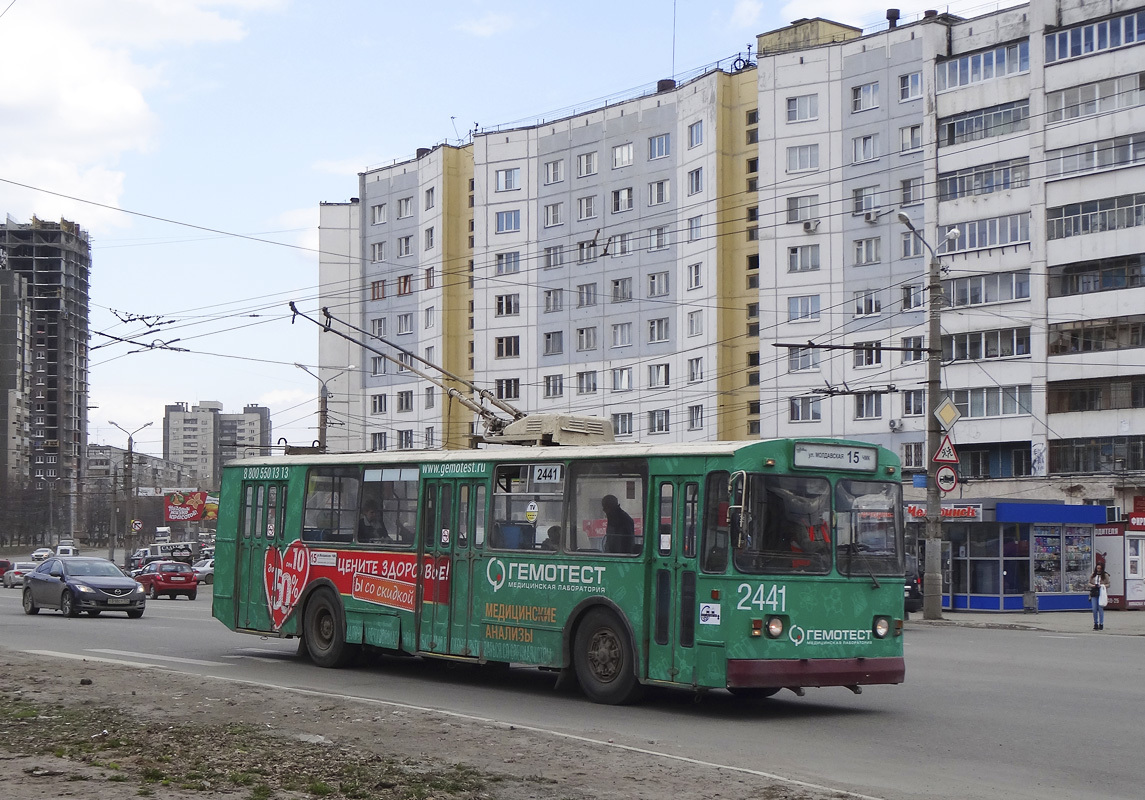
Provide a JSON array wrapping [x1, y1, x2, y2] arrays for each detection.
[[0, 0, 1014, 458]]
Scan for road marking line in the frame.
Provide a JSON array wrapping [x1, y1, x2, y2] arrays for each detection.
[[25, 650, 164, 669], [87, 648, 231, 667], [220, 655, 285, 663]]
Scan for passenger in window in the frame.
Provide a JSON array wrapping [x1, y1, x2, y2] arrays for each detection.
[[602, 495, 636, 553], [358, 502, 387, 543], [541, 525, 561, 551]]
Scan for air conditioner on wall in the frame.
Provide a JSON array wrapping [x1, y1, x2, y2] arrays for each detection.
[[864, 210, 881, 223], [802, 219, 819, 232]]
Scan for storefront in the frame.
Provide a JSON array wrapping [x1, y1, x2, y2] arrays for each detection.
[[906, 500, 1108, 612]]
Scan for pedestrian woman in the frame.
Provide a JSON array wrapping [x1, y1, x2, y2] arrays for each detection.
[[1089, 562, 1111, 630]]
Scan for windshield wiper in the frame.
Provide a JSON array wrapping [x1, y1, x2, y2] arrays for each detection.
[[844, 543, 881, 588]]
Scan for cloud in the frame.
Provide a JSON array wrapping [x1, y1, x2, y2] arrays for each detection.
[[455, 12, 515, 37], [730, 0, 764, 29]]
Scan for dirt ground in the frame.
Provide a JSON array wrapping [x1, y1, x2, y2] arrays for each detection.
[[0, 648, 841, 800]]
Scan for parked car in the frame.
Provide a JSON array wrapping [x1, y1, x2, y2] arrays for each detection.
[[905, 553, 923, 614], [0, 559, 12, 580], [4, 562, 37, 588], [134, 560, 199, 600], [56, 545, 79, 557], [31, 547, 54, 562], [22, 556, 145, 618], [192, 558, 214, 585]]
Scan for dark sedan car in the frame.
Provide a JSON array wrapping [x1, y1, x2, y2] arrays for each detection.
[[23, 557, 146, 618]]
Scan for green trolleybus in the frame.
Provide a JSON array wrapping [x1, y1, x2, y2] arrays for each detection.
[[212, 437, 906, 704]]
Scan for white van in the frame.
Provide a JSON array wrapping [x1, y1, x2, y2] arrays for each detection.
[[56, 545, 79, 557]]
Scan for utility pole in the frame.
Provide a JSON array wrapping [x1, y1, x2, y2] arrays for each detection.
[[109, 420, 152, 565], [295, 363, 356, 454], [898, 213, 959, 621], [108, 465, 118, 563]]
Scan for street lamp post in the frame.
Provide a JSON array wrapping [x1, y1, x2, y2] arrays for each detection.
[[295, 364, 355, 453], [109, 420, 153, 565], [898, 213, 959, 621]]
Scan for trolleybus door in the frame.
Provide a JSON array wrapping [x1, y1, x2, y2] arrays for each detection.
[[645, 479, 700, 685], [416, 479, 481, 657], [237, 482, 287, 630]]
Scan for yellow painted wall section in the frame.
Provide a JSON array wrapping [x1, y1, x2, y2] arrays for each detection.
[[440, 144, 475, 449], [715, 68, 761, 441]]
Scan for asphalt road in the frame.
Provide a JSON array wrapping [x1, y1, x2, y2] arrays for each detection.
[[0, 585, 1138, 800]]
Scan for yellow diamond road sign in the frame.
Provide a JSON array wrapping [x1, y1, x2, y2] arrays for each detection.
[[934, 396, 961, 431]]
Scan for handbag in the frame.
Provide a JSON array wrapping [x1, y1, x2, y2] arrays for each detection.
[[1098, 584, 1109, 608], [1090, 583, 1101, 598]]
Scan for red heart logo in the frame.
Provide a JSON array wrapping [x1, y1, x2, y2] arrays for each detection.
[[264, 540, 310, 630]]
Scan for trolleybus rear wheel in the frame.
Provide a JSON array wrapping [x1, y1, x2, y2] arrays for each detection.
[[303, 590, 359, 668], [573, 608, 643, 705]]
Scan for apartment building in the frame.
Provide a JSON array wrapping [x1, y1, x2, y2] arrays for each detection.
[[162, 401, 270, 489], [320, 2, 1145, 516]]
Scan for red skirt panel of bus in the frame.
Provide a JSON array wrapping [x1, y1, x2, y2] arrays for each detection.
[[726, 657, 905, 688]]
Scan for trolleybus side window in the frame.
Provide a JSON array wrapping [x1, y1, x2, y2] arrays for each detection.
[[474, 485, 487, 546], [457, 485, 470, 548], [491, 463, 565, 550], [568, 459, 646, 554], [359, 467, 418, 547], [734, 476, 831, 575], [683, 482, 699, 558], [657, 483, 674, 555], [302, 467, 360, 543], [253, 485, 266, 539], [835, 479, 904, 577], [701, 472, 730, 572], [242, 485, 256, 539], [266, 486, 279, 541]]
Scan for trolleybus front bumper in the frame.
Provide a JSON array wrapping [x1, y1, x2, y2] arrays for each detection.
[[726, 657, 905, 688]]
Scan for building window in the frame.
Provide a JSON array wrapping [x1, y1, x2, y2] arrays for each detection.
[[853, 186, 878, 214], [945, 270, 1031, 307], [578, 240, 597, 263], [648, 271, 669, 297], [788, 346, 820, 372], [901, 285, 924, 311], [788, 245, 820, 272], [397, 430, 413, 450], [851, 81, 879, 112], [544, 159, 564, 184], [790, 396, 822, 422], [370, 241, 386, 262], [397, 236, 412, 257], [853, 237, 881, 266], [576, 326, 597, 351], [577, 282, 598, 307], [902, 336, 925, 362], [903, 389, 925, 416], [686, 263, 702, 289], [901, 231, 924, 259], [900, 125, 922, 152], [648, 226, 669, 251], [370, 280, 385, 300], [786, 94, 818, 122], [496, 251, 520, 274], [612, 322, 632, 348], [688, 120, 703, 148], [786, 144, 819, 172], [396, 313, 413, 334], [852, 134, 880, 163], [612, 187, 634, 213], [424, 227, 434, 250], [612, 143, 633, 169], [543, 330, 563, 355], [787, 195, 818, 222], [1047, 73, 1145, 124], [397, 391, 414, 412], [688, 405, 704, 430], [855, 392, 883, 419], [903, 442, 924, 468], [543, 289, 563, 313], [577, 371, 598, 394], [688, 357, 703, 383], [371, 203, 386, 224], [495, 293, 520, 316], [611, 278, 632, 303], [687, 168, 703, 195], [942, 213, 1030, 253], [577, 195, 597, 220], [397, 197, 412, 218], [424, 186, 436, 210], [370, 317, 387, 337], [396, 274, 412, 295], [495, 378, 520, 400], [543, 203, 563, 227], [687, 310, 703, 336], [944, 328, 1031, 362], [544, 374, 564, 398], [496, 210, 520, 233], [854, 341, 883, 367], [939, 100, 1030, 147], [900, 71, 922, 100], [648, 134, 670, 159], [495, 168, 520, 191], [687, 215, 702, 242], [648, 318, 669, 343], [424, 387, 436, 410], [788, 295, 820, 322], [370, 356, 386, 375], [424, 306, 435, 329], [611, 367, 633, 391], [648, 180, 669, 206], [371, 394, 387, 414], [901, 177, 923, 206], [612, 412, 633, 436], [854, 291, 882, 317], [370, 432, 387, 451], [648, 409, 670, 434], [939, 158, 1029, 200], [544, 245, 564, 269], [939, 41, 1030, 89], [495, 336, 520, 358], [577, 151, 598, 177]]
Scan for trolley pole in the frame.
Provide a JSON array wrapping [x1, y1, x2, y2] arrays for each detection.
[[898, 214, 959, 620]]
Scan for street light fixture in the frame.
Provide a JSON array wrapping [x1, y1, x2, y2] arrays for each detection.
[[897, 213, 959, 621], [295, 363, 356, 453], [108, 420, 153, 564]]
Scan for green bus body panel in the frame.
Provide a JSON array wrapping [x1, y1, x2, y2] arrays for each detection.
[[211, 439, 905, 691]]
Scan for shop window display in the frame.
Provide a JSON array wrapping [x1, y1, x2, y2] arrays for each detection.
[[1033, 525, 1062, 592], [1063, 526, 1092, 592]]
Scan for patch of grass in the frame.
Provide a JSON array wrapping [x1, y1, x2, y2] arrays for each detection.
[[140, 767, 166, 782], [307, 780, 333, 796], [249, 785, 273, 800]]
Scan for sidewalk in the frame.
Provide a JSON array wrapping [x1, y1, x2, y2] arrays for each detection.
[[906, 607, 1145, 635]]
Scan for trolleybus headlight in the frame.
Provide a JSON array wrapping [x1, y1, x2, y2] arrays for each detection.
[[873, 616, 891, 639], [766, 616, 784, 638]]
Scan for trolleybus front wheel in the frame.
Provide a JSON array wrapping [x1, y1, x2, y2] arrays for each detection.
[[573, 608, 644, 705], [303, 590, 359, 668]]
